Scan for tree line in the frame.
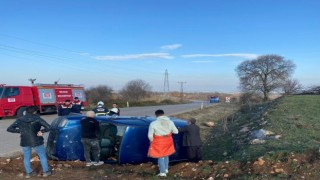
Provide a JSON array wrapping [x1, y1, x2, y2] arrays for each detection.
[[86, 54, 307, 106], [85, 79, 152, 106]]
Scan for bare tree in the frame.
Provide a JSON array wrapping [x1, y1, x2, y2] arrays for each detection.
[[120, 79, 152, 101], [85, 85, 113, 105], [310, 86, 320, 94], [236, 54, 296, 101], [302, 85, 320, 95], [282, 79, 302, 95]]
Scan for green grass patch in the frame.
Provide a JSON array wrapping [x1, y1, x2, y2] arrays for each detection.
[[175, 95, 320, 163], [232, 95, 320, 161]]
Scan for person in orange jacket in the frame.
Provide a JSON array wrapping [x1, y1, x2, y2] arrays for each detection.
[[147, 109, 178, 177]]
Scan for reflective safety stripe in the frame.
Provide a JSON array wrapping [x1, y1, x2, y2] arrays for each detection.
[[72, 101, 82, 105], [61, 105, 73, 108], [96, 113, 107, 116]]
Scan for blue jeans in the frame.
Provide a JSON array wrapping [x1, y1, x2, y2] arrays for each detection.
[[22, 144, 49, 174], [158, 156, 169, 173]]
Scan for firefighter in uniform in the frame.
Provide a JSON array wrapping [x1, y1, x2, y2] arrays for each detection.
[[92, 101, 109, 116], [72, 97, 84, 114], [58, 99, 73, 116]]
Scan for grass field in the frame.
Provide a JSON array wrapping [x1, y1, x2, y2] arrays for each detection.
[[174, 95, 320, 179], [231, 95, 320, 161]]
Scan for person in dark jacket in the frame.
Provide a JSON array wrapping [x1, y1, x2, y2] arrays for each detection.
[[7, 106, 51, 178], [58, 99, 73, 116], [178, 118, 202, 163], [72, 97, 84, 114], [81, 111, 104, 166]]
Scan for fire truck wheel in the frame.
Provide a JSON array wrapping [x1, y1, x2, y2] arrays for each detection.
[[17, 107, 27, 118]]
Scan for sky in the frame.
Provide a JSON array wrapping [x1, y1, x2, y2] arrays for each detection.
[[0, 0, 319, 93]]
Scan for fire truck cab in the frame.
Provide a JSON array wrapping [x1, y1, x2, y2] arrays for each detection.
[[0, 84, 87, 119]]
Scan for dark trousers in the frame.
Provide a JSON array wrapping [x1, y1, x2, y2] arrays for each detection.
[[81, 138, 101, 163], [187, 146, 202, 163]]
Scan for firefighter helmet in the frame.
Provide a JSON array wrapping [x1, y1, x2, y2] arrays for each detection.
[[97, 101, 104, 106]]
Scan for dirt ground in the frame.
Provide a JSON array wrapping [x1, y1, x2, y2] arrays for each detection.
[[1, 149, 320, 180]]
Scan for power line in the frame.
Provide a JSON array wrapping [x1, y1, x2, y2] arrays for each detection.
[[0, 33, 168, 76], [0, 33, 173, 85], [0, 43, 159, 76], [0, 33, 82, 54]]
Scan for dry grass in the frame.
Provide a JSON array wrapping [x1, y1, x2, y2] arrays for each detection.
[[173, 102, 240, 161]]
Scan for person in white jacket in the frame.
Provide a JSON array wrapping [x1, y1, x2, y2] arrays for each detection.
[[148, 109, 178, 177]]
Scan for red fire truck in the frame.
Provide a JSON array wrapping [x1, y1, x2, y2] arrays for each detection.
[[0, 83, 87, 119]]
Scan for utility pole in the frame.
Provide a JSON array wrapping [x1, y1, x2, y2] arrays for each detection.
[[177, 81, 186, 102], [163, 69, 169, 97]]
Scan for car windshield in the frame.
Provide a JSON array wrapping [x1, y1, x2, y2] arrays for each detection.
[[0, 87, 3, 98]]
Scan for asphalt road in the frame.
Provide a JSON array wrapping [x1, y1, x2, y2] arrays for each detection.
[[0, 101, 210, 157]]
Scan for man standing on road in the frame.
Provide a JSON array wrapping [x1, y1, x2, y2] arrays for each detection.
[[58, 99, 73, 116], [7, 106, 51, 178], [80, 111, 104, 166], [178, 118, 202, 163], [148, 109, 178, 177], [72, 97, 84, 114]]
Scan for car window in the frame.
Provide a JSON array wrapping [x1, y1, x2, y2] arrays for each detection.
[[0, 87, 3, 98], [116, 125, 126, 136], [100, 122, 127, 137], [99, 122, 127, 162], [2, 87, 19, 98]]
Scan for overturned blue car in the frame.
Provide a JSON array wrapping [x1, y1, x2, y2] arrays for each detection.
[[46, 115, 188, 164]]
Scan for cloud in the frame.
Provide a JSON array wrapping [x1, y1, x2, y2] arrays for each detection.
[[160, 44, 182, 51], [182, 53, 259, 59], [78, 52, 90, 56], [192, 60, 219, 63], [95, 53, 174, 61]]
